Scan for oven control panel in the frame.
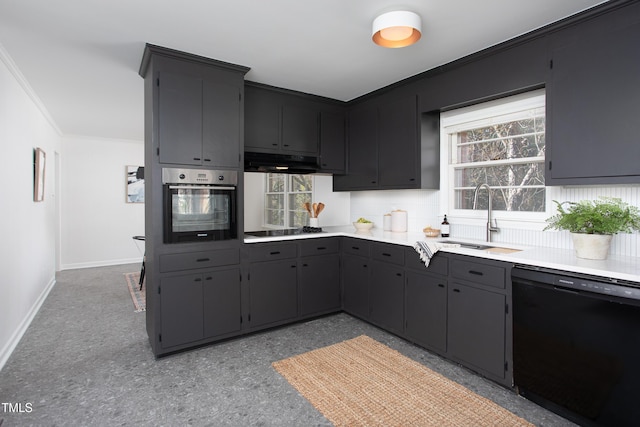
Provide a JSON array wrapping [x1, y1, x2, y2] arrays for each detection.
[[162, 168, 238, 186]]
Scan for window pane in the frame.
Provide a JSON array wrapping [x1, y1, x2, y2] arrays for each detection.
[[267, 174, 285, 192], [455, 187, 546, 212], [454, 163, 545, 188], [289, 193, 311, 227], [457, 119, 545, 164], [290, 175, 313, 192], [265, 209, 284, 226]]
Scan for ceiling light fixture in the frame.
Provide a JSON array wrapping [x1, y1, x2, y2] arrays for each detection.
[[372, 10, 422, 48]]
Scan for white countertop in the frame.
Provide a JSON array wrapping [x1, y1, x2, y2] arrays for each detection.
[[244, 225, 640, 283]]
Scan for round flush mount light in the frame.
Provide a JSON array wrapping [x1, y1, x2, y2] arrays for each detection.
[[372, 10, 422, 48]]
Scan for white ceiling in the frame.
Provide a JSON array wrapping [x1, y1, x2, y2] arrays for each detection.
[[0, 0, 606, 141]]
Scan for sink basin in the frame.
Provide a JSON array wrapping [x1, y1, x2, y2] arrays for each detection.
[[439, 240, 492, 250], [440, 240, 522, 254]]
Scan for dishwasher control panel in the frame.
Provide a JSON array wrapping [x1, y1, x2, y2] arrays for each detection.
[[512, 265, 640, 302], [555, 276, 640, 301]]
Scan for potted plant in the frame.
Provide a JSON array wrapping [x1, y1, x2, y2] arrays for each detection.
[[544, 197, 640, 259]]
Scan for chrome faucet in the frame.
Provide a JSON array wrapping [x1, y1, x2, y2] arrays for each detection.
[[473, 183, 499, 242]]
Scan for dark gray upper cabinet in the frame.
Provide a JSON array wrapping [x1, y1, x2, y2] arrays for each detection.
[[245, 83, 346, 166], [155, 67, 244, 169], [282, 104, 318, 154], [334, 93, 439, 191], [333, 104, 378, 190], [203, 80, 243, 169], [319, 111, 346, 173], [546, 10, 640, 185], [244, 84, 281, 151], [158, 71, 203, 166], [244, 84, 319, 155], [378, 95, 419, 188]]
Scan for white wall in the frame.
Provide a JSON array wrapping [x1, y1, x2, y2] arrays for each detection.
[[350, 185, 640, 258], [0, 44, 61, 370], [60, 136, 144, 269]]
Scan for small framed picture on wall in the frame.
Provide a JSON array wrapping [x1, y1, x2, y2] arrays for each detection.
[[34, 147, 46, 202], [126, 165, 145, 203]]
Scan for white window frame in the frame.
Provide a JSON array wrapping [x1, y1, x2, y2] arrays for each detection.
[[439, 89, 550, 230], [263, 173, 313, 228]]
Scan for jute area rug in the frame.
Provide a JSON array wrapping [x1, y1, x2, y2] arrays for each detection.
[[272, 335, 533, 427], [124, 272, 145, 312]]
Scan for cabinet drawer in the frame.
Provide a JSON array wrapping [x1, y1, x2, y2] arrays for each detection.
[[405, 248, 448, 276], [451, 259, 505, 289], [371, 242, 405, 266], [160, 248, 240, 273], [299, 238, 339, 257], [248, 242, 297, 262], [342, 238, 370, 257]]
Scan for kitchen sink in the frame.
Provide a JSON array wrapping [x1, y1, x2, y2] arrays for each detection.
[[440, 240, 522, 253], [439, 240, 493, 250]]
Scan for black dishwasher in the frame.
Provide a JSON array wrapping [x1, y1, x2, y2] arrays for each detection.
[[512, 266, 640, 427]]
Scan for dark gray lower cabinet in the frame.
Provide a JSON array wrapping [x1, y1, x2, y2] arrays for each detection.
[[299, 254, 341, 317], [160, 273, 204, 348], [369, 263, 404, 334], [447, 282, 506, 379], [160, 267, 242, 349], [405, 270, 447, 352], [249, 259, 298, 328], [341, 253, 369, 319], [203, 268, 241, 338]]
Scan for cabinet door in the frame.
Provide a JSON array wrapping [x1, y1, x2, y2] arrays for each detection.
[[378, 95, 419, 188], [158, 72, 203, 165], [341, 254, 370, 319], [160, 273, 204, 348], [299, 254, 341, 316], [333, 105, 378, 190], [244, 85, 280, 152], [249, 260, 298, 328], [319, 111, 346, 173], [448, 282, 506, 379], [202, 80, 241, 168], [282, 105, 318, 154], [547, 19, 640, 184], [405, 271, 447, 352], [203, 268, 241, 338], [369, 263, 404, 334]]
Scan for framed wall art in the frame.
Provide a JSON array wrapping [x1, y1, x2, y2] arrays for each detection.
[[34, 147, 46, 202], [126, 165, 145, 203]]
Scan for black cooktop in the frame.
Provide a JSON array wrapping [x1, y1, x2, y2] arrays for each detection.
[[244, 226, 323, 237]]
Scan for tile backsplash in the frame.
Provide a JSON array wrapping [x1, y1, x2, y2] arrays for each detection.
[[350, 185, 640, 258]]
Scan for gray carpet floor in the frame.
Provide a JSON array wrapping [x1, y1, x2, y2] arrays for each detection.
[[0, 263, 575, 426]]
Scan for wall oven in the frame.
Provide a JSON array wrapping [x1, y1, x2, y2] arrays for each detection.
[[163, 168, 237, 243]]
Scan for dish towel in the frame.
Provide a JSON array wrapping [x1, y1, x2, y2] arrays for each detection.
[[414, 241, 460, 267]]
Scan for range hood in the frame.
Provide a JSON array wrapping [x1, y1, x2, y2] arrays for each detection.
[[244, 152, 320, 174]]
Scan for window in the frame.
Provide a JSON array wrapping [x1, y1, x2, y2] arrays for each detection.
[[441, 90, 546, 224], [264, 173, 313, 227]]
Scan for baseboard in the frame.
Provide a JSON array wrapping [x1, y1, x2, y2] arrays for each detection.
[[61, 257, 142, 271], [0, 276, 56, 372]]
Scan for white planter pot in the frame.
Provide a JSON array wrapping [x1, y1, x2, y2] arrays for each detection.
[[570, 233, 613, 260]]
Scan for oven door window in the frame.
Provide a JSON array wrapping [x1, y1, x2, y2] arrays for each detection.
[[172, 190, 230, 232]]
